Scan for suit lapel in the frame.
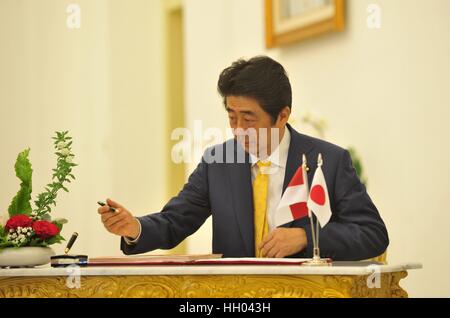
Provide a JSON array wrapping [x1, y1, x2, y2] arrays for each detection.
[[227, 143, 254, 256], [282, 124, 315, 193]]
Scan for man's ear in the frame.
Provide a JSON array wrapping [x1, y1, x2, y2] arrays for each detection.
[[277, 106, 291, 126]]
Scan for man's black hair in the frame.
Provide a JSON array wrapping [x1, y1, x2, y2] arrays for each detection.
[[217, 56, 292, 124]]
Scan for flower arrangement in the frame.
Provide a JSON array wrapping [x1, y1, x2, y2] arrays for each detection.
[[0, 131, 77, 250]]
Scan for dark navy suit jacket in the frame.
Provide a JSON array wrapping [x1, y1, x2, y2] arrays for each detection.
[[121, 125, 389, 261]]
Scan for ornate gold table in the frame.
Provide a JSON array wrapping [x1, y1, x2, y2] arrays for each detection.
[[0, 262, 421, 298]]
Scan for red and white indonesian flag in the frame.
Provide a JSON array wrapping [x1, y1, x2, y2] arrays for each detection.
[[274, 157, 310, 227], [307, 155, 332, 227]]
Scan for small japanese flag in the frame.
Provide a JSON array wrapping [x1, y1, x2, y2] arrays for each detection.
[[307, 154, 332, 227], [274, 155, 310, 227]]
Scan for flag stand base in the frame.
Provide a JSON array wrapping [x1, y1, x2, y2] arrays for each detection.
[[301, 247, 331, 266], [302, 257, 331, 266]]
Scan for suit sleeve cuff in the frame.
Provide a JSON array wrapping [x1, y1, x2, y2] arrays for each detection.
[[123, 218, 142, 245]]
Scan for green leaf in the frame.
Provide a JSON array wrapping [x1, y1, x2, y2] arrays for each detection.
[[0, 241, 14, 250], [8, 148, 33, 216], [53, 218, 68, 225], [53, 221, 63, 232], [28, 238, 44, 246], [45, 234, 65, 245], [33, 131, 77, 216]]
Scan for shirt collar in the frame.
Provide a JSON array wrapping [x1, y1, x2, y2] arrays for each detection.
[[249, 127, 291, 168]]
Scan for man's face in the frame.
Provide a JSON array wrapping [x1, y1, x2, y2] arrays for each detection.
[[226, 96, 289, 157]]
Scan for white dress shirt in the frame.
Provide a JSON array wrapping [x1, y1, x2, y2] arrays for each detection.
[[249, 128, 291, 231], [125, 128, 291, 245]]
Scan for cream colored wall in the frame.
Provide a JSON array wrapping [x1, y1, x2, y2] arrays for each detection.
[[183, 0, 450, 297], [1, 0, 449, 297], [0, 0, 168, 257]]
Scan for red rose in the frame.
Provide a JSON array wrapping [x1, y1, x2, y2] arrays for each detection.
[[32, 221, 60, 239], [5, 215, 33, 231]]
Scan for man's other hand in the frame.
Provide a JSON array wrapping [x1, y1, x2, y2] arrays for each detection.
[[259, 227, 307, 258]]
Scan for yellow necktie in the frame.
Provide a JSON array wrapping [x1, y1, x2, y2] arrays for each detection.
[[253, 161, 271, 257]]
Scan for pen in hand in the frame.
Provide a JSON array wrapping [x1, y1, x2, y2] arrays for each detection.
[[97, 201, 117, 213], [65, 232, 79, 254]]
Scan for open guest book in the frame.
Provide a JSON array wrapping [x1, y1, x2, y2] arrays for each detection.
[[88, 254, 315, 266]]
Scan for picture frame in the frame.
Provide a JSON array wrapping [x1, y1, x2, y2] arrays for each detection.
[[265, 0, 345, 48]]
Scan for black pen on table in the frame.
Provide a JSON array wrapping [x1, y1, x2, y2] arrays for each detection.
[[97, 201, 117, 213], [65, 232, 79, 255]]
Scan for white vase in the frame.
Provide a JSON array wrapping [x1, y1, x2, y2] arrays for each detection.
[[0, 247, 55, 268]]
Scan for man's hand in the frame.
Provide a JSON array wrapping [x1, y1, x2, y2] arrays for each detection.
[[259, 228, 307, 258], [98, 198, 140, 239]]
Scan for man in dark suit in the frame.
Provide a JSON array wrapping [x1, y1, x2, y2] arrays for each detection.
[[98, 56, 389, 261]]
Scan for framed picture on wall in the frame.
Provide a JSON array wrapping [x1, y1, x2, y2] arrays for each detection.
[[265, 0, 345, 48]]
